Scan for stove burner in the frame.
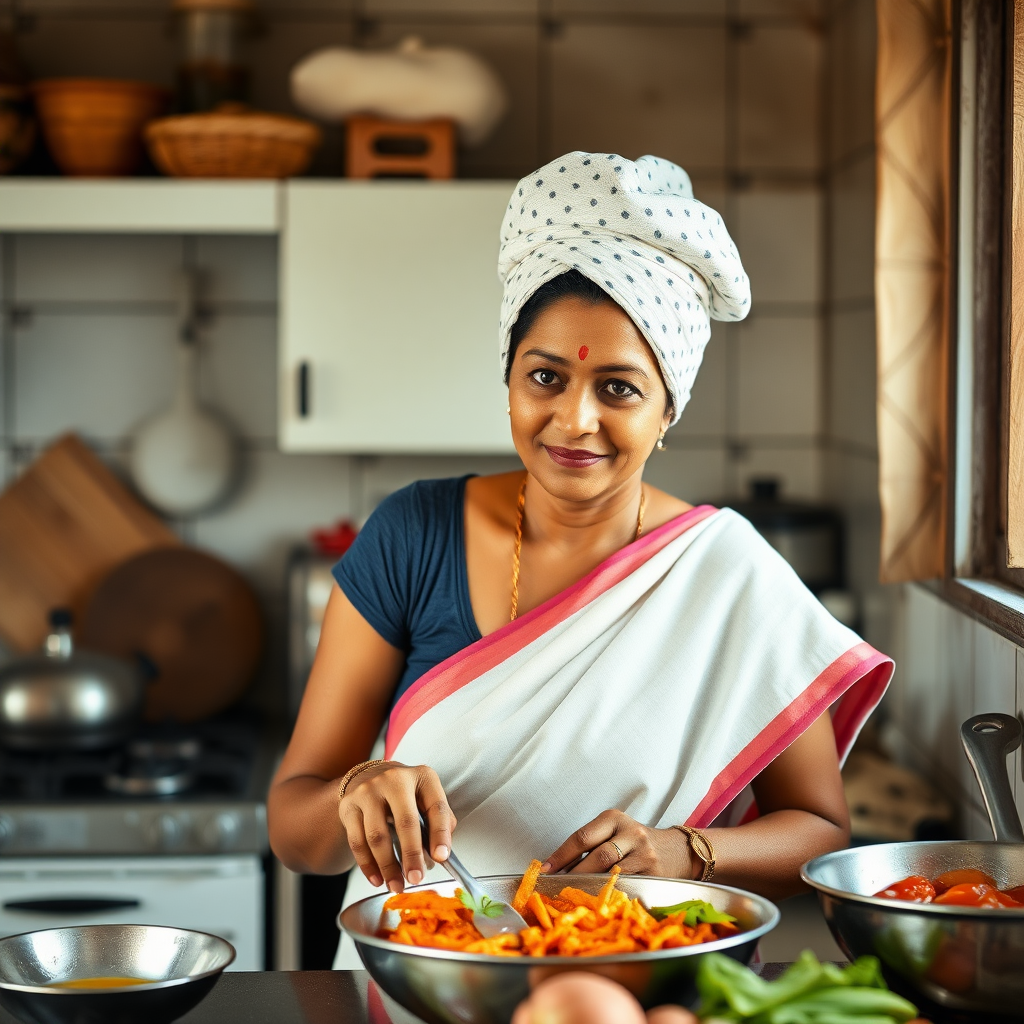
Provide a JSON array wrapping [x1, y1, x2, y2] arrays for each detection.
[[0, 714, 258, 801], [104, 738, 202, 797]]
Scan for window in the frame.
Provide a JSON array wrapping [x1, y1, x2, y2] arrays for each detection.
[[942, 0, 1024, 637]]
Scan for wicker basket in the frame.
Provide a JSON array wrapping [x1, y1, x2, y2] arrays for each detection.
[[32, 79, 167, 177], [144, 109, 322, 179]]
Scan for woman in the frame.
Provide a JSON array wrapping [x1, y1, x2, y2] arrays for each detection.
[[268, 152, 892, 969]]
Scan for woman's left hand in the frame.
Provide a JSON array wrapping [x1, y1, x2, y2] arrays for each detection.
[[542, 809, 694, 877]]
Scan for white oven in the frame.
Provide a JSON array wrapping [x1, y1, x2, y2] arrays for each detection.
[[0, 856, 263, 971]]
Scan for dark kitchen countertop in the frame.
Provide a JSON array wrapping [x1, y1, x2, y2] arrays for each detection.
[[0, 967, 1006, 1024], [0, 966, 795, 1024]]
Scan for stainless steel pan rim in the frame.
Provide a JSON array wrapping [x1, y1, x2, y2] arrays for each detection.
[[0, 923, 236, 995], [339, 873, 780, 964], [801, 841, 1024, 918]]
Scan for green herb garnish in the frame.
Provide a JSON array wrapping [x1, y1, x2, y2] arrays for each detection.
[[457, 890, 507, 919], [649, 898, 737, 927]]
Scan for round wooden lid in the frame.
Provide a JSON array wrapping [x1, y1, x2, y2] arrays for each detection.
[[81, 548, 263, 723]]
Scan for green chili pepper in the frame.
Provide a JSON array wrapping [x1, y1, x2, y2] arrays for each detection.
[[648, 899, 737, 926], [695, 950, 918, 1023]]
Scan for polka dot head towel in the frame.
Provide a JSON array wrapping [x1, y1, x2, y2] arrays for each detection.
[[498, 152, 751, 425]]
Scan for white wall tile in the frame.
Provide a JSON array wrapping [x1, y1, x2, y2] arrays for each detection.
[[14, 313, 176, 443], [830, 154, 875, 303], [897, 588, 976, 805], [675, 322, 728, 437], [737, 24, 822, 172], [732, 443, 822, 499], [880, 585, 907, 728], [735, 189, 822, 305], [641, 445, 727, 504], [548, 22, 727, 175], [15, 235, 182, 304], [940, 604, 978, 801], [828, 308, 876, 451], [823, 445, 877, 510], [973, 620, 1018, 718], [359, 454, 523, 519], [900, 586, 947, 778], [194, 237, 278, 306], [827, 0, 875, 166], [736, 315, 820, 436], [369, 21, 539, 179], [192, 449, 353, 595], [198, 314, 277, 442]]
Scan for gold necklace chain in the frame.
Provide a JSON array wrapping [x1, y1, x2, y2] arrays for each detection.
[[510, 477, 646, 621]]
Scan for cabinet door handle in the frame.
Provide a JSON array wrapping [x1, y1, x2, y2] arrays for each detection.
[[298, 361, 311, 418], [3, 898, 141, 914]]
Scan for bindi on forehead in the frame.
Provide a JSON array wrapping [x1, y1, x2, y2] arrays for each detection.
[[578, 345, 589, 361]]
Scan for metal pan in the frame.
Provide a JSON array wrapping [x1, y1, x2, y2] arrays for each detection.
[[802, 713, 1024, 1015]]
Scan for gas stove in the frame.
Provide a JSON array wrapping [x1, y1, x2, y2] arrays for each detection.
[[0, 713, 272, 856]]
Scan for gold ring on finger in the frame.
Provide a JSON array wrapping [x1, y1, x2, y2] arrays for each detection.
[[610, 840, 624, 862]]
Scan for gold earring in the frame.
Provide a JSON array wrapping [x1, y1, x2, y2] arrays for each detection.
[[657, 433, 666, 451], [506, 405, 511, 415]]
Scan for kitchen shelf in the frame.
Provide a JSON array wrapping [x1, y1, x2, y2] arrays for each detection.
[[0, 179, 280, 234]]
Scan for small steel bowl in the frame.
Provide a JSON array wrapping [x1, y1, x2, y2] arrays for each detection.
[[340, 873, 779, 1024], [0, 923, 235, 1024], [802, 841, 1024, 1015]]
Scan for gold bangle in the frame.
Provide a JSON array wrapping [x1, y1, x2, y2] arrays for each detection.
[[671, 825, 715, 882], [337, 759, 389, 801]]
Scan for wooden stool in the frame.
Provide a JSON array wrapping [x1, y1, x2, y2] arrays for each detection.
[[345, 115, 455, 179]]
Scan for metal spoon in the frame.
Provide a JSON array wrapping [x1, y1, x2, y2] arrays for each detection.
[[389, 815, 529, 938], [960, 712, 1024, 843]]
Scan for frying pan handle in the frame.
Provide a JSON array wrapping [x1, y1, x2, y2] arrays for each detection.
[[961, 713, 1024, 843]]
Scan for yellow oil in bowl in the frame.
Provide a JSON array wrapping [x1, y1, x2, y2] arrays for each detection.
[[52, 977, 153, 990]]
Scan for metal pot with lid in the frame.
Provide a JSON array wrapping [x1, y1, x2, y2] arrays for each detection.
[[0, 609, 146, 750]]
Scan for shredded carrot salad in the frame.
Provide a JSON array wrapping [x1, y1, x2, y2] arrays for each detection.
[[379, 862, 741, 957]]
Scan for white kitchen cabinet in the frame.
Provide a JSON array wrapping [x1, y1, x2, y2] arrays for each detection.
[[0, 180, 278, 233], [280, 180, 517, 453], [0, 856, 263, 971]]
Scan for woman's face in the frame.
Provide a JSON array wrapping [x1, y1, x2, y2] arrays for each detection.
[[508, 296, 672, 503]]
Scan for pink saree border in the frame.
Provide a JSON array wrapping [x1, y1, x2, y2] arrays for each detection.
[[686, 642, 894, 828], [385, 503, 720, 758]]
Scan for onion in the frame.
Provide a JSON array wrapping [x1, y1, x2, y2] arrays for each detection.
[[511, 973, 697, 1024]]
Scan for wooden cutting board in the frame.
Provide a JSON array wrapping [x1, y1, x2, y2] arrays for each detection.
[[0, 433, 178, 652], [81, 548, 263, 722]]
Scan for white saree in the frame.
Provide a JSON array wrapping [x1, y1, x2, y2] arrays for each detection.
[[334, 505, 892, 969]]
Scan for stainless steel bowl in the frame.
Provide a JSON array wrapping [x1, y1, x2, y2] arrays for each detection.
[[0, 923, 235, 1024], [340, 873, 779, 1024], [803, 713, 1024, 1015], [803, 841, 1024, 1014]]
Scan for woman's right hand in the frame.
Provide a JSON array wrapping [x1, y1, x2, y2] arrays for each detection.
[[339, 761, 457, 892]]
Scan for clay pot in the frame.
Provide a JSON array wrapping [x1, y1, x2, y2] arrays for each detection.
[[32, 78, 167, 176]]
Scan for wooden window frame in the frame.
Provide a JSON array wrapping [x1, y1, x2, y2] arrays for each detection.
[[931, 0, 1024, 644]]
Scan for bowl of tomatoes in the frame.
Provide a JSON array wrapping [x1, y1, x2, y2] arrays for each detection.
[[803, 713, 1024, 1014], [803, 840, 1024, 1013]]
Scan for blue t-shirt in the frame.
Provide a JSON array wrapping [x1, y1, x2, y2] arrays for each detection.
[[333, 476, 482, 711]]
